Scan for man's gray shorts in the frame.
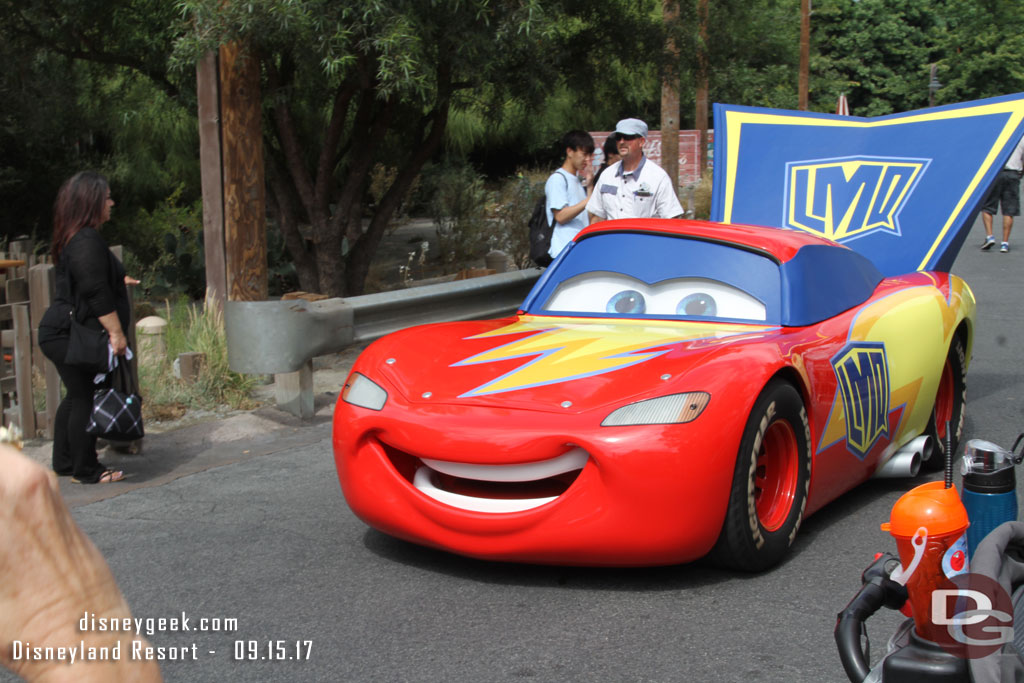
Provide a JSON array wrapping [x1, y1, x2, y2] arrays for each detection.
[[982, 169, 1023, 216]]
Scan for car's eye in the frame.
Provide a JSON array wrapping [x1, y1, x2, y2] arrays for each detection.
[[606, 290, 646, 314], [676, 293, 717, 317]]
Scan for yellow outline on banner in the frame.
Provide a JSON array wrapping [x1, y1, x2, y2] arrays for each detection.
[[721, 101, 1024, 270]]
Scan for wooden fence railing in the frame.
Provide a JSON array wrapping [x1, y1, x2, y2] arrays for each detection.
[[0, 240, 135, 441]]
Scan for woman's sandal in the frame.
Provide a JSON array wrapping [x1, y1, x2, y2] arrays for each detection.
[[71, 469, 125, 484]]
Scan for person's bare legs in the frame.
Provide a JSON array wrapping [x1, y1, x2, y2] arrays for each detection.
[[982, 211, 997, 249]]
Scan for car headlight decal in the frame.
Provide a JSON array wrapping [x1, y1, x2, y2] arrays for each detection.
[[601, 392, 710, 426], [342, 372, 388, 411]]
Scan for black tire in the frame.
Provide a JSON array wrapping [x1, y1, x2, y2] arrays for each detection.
[[709, 380, 812, 571], [922, 334, 967, 472]]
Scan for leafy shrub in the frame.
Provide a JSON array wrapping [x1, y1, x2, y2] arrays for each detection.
[[426, 164, 491, 269], [693, 170, 713, 220], [120, 185, 205, 300], [488, 170, 546, 270]]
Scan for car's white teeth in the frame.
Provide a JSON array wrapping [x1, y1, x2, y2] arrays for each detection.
[[420, 448, 588, 482], [412, 448, 589, 513], [413, 467, 557, 513]]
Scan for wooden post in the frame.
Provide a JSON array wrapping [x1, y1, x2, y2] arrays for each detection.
[[8, 239, 33, 280], [177, 352, 206, 384], [219, 41, 267, 303], [696, 0, 710, 177], [12, 304, 35, 436], [29, 264, 58, 438], [28, 265, 52, 369], [198, 51, 227, 313], [660, 0, 680, 194]]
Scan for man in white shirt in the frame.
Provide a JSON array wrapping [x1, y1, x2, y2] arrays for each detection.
[[587, 118, 684, 222], [981, 134, 1024, 253], [545, 130, 595, 260]]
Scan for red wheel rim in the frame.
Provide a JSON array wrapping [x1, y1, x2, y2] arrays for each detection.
[[755, 420, 799, 532], [934, 359, 954, 440]]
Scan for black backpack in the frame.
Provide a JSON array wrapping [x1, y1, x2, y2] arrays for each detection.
[[528, 172, 570, 267]]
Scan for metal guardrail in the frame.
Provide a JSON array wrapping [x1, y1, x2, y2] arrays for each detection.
[[224, 268, 542, 375]]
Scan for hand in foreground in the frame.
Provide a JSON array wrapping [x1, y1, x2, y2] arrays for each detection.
[[124, 276, 140, 287], [0, 445, 161, 682]]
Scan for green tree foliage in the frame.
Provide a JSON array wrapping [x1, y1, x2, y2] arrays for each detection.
[[3, 0, 1023, 294], [938, 0, 1024, 103], [810, 0, 946, 116], [0, 0, 198, 246], [698, 0, 803, 115], [174, 0, 662, 296]]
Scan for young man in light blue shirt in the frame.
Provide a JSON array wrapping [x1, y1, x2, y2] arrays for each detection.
[[545, 130, 595, 260]]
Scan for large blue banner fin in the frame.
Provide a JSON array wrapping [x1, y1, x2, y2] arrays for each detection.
[[710, 95, 1024, 275]]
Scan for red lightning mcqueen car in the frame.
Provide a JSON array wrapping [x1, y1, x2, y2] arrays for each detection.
[[332, 219, 974, 570]]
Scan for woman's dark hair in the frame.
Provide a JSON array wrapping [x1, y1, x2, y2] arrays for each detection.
[[602, 133, 620, 159], [597, 133, 621, 179], [51, 171, 109, 263]]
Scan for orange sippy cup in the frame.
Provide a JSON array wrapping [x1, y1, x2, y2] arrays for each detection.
[[881, 480, 970, 643]]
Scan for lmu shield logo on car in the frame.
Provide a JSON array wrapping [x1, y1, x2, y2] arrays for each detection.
[[832, 342, 890, 458], [784, 156, 929, 242]]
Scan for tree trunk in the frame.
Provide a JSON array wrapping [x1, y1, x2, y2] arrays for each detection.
[[696, 0, 710, 175], [660, 0, 680, 192], [267, 172, 319, 293]]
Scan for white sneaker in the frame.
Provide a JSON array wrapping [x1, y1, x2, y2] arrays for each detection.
[[1000, 242, 1010, 253]]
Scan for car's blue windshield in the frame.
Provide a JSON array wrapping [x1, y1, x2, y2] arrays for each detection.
[[522, 232, 782, 323]]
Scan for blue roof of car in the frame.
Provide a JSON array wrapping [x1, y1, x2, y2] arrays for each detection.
[[522, 229, 883, 327]]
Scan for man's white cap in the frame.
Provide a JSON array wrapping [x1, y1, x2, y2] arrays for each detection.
[[615, 118, 648, 137]]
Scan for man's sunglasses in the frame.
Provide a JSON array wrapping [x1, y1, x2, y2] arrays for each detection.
[[618, 134, 643, 141]]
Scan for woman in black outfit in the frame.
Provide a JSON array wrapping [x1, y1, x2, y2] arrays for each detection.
[[38, 171, 137, 484]]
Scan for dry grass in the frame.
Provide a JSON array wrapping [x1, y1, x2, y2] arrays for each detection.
[[138, 299, 259, 419]]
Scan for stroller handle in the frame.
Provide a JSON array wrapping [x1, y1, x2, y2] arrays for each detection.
[[835, 553, 908, 682]]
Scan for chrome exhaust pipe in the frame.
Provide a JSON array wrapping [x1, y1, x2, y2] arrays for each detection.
[[908, 435, 935, 463], [873, 438, 930, 478]]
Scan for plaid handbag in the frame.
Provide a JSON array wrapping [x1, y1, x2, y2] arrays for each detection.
[[86, 360, 144, 441]]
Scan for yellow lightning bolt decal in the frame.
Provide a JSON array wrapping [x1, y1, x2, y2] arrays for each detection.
[[820, 277, 975, 450], [455, 315, 775, 397]]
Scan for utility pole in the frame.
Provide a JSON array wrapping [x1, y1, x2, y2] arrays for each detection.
[[798, 0, 810, 110], [197, 52, 226, 312], [661, 0, 680, 192], [196, 42, 268, 306], [219, 42, 268, 302], [696, 0, 709, 176]]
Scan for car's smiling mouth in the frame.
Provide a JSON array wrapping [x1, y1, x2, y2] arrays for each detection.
[[382, 447, 588, 513]]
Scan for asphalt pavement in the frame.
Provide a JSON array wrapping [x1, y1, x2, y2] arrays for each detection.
[[6, 214, 1024, 683]]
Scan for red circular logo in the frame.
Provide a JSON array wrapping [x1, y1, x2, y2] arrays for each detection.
[[929, 572, 1014, 659], [949, 549, 967, 573]]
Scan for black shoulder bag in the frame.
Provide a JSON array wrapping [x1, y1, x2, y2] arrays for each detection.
[[529, 172, 571, 267], [63, 265, 111, 373], [86, 360, 144, 441]]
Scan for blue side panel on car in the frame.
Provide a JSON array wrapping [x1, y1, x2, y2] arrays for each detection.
[[779, 244, 883, 327]]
